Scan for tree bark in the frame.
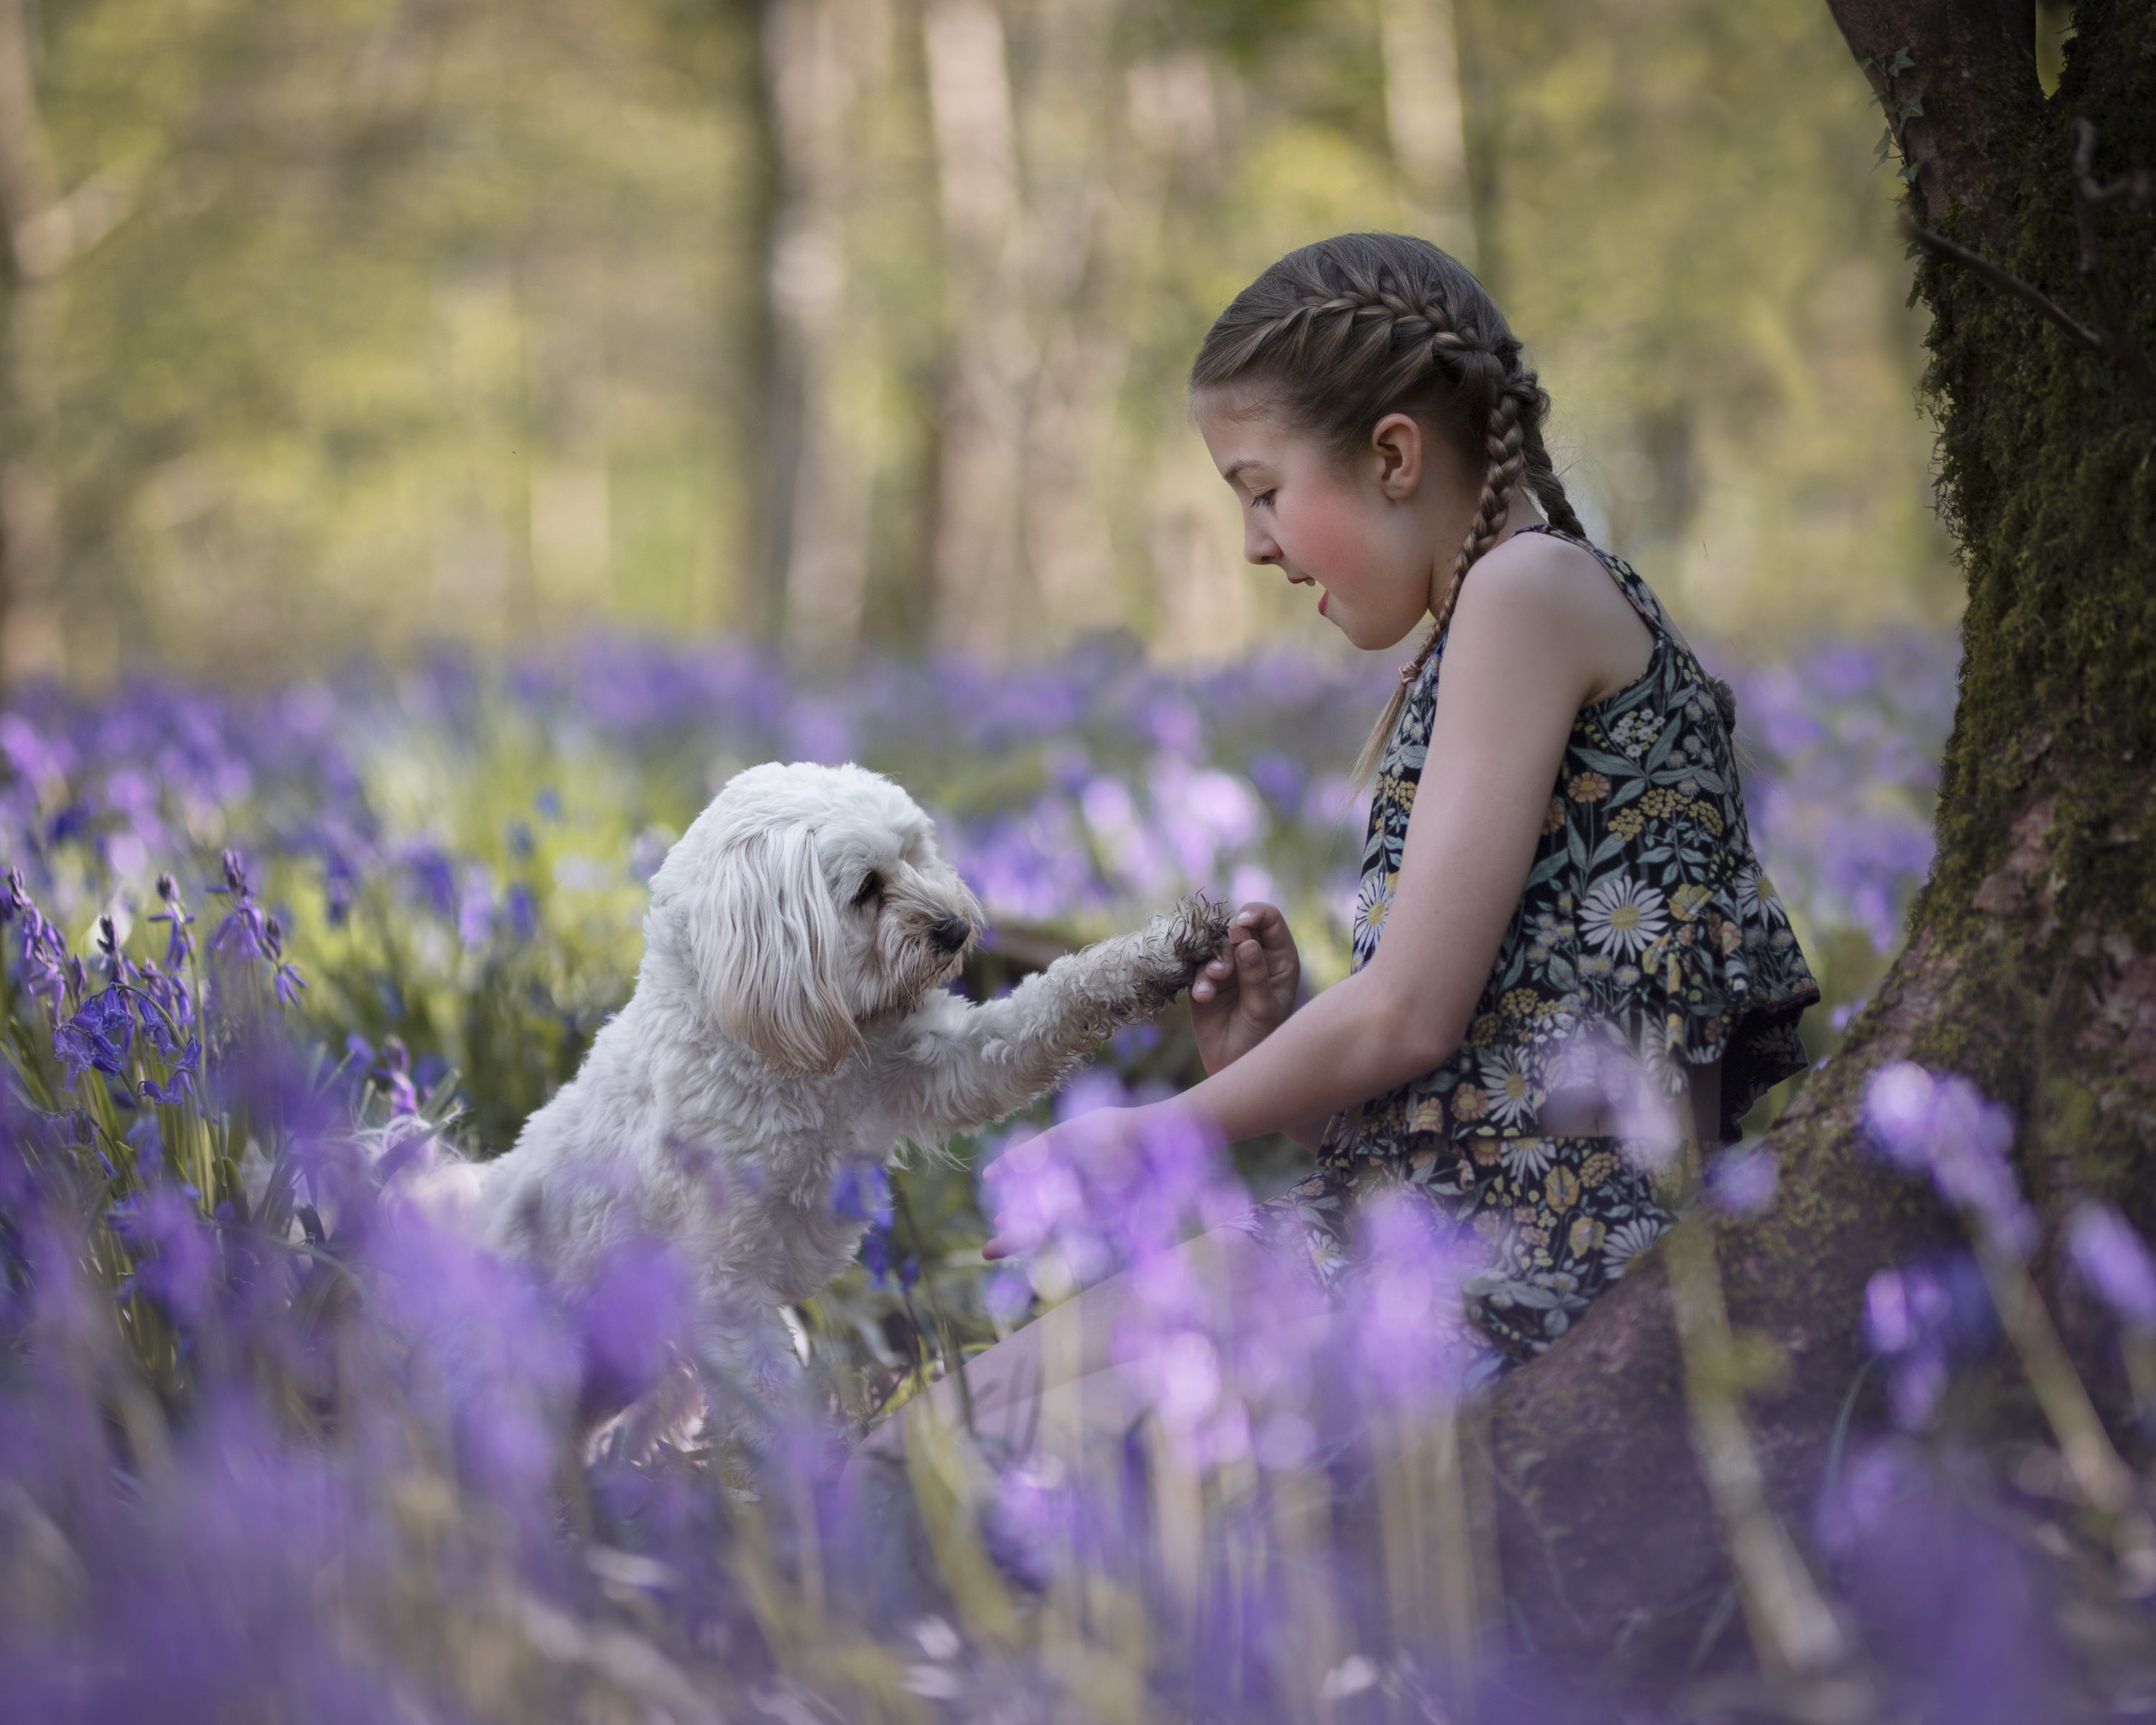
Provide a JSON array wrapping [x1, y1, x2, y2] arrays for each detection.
[[765, 0, 885, 665], [1485, 0, 2156, 1680], [923, 0, 1031, 658], [0, 0, 67, 689], [1377, 0, 1477, 266]]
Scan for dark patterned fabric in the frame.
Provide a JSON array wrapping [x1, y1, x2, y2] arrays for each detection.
[[1235, 527, 1820, 1381]]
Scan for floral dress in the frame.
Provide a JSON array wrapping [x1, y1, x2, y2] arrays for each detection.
[[1235, 526, 1819, 1386]]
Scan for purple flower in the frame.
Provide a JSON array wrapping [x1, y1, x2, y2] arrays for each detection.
[[1705, 1145, 1779, 1219], [1861, 1251, 1996, 1429], [149, 872, 197, 967], [54, 987, 134, 1082], [503, 883, 538, 942], [140, 1036, 201, 1106], [372, 1037, 419, 1116], [831, 1159, 893, 1229], [457, 865, 494, 947], [2064, 1202, 2156, 1331], [1814, 1441, 2058, 1722], [1862, 1062, 2033, 1256], [111, 1182, 220, 1323], [572, 1234, 697, 1417]]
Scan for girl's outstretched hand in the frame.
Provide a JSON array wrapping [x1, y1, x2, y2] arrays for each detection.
[[1189, 901, 1301, 1075]]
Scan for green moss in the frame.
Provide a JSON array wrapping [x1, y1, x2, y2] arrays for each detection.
[[1916, 0, 2156, 969]]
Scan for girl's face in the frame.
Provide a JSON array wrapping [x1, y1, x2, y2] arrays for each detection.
[[1192, 390, 1475, 653]]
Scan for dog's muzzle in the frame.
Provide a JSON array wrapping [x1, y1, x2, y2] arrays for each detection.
[[930, 914, 972, 955]]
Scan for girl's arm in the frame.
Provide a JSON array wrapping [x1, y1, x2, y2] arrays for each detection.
[[985, 535, 1645, 1254], [1158, 545, 1608, 1142]]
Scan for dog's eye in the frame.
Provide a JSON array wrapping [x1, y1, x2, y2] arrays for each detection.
[[852, 871, 883, 908]]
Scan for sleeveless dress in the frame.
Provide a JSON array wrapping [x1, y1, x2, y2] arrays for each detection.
[[1234, 526, 1820, 1386]]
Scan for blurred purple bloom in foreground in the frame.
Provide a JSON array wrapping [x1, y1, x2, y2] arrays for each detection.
[[1863, 1062, 2033, 1256], [1862, 1250, 1996, 1429], [1815, 1440, 2058, 1725], [2064, 1201, 2156, 1331], [1705, 1145, 1779, 1219]]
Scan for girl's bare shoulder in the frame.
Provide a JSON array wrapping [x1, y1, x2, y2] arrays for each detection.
[[1449, 529, 1652, 702]]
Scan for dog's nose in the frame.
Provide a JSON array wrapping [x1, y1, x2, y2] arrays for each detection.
[[929, 914, 972, 954]]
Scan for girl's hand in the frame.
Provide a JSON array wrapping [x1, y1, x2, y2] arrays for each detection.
[[1189, 902, 1301, 1076]]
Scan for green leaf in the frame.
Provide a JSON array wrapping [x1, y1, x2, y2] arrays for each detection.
[[1898, 95, 1925, 121], [1899, 159, 1925, 183], [1890, 45, 1915, 73], [1875, 126, 1897, 164]]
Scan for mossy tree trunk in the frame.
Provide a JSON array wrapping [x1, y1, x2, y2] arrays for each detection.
[[1485, 0, 2156, 1675]]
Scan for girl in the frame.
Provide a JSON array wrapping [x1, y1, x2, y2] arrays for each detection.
[[908, 231, 1818, 1438]]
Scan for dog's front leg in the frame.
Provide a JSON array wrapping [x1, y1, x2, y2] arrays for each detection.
[[885, 895, 1230, 1137]]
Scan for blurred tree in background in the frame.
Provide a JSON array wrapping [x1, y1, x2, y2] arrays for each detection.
[[0, 0, 1954, 686]]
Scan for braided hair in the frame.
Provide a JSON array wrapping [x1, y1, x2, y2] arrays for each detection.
[[1190, 234, 1592, 783]]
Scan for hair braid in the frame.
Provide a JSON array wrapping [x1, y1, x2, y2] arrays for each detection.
[[1189, 233, 1605, 781]]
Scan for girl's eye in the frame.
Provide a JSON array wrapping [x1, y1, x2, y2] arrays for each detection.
[[1251, 489, 1276, 510], [852, 871, 884, 908]]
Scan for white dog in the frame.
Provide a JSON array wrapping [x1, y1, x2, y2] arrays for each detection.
[[471, 760, 1227, 1438]]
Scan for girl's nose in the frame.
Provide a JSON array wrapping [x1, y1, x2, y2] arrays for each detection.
[[1243, 523, 1280, 566]]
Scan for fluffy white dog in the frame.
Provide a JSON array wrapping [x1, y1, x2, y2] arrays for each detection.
[[471, 760, 1227, 1438]]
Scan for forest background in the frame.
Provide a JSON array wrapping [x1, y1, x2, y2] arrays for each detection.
[[1, 0, 1991, 689]]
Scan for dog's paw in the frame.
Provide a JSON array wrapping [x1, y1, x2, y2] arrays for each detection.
[[1130, 893, 1233, 998], [1167, 893, 1234, 970]]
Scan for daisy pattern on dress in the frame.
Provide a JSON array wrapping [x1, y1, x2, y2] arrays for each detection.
[[1500, 1136, 1554, 1181], [1601, 1215, 1669, 1282], [1481, 1046, 1543, 1130], [1355, 868, 1397, 941], [1580, 875, 1668, 960]]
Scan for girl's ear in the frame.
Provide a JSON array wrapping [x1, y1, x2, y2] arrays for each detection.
[[694, 824, 856, 1076], [1370, 411, 1424, 499]]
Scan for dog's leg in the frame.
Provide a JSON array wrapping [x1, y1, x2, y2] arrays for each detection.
[[885, 895, 1230, 1137]]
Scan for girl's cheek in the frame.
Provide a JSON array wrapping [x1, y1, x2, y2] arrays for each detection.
[[1279, 484, 1369, 577]]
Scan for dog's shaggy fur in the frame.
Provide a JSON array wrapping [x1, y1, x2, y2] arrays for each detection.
[[471, 760, 1228, 1434]]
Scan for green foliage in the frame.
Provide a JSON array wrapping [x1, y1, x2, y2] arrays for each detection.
[[19, 0, 1953, 681]]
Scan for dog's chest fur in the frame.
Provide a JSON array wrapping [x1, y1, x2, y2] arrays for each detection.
[[481, 975, 977, 1310]]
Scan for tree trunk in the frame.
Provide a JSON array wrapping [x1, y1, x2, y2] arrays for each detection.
[[922, 0, 1031, 658], [764, 0, 885, 665], [1377, 0, 1477, 266], [1485, 0, 2156, 1678], [0, 0, 67, 689]]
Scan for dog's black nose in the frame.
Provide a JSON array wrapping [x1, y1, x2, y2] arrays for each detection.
[[930, 914, 972, 954]]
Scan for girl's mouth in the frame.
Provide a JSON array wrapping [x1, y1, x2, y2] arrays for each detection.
[[1318, 589, 1330, 616]]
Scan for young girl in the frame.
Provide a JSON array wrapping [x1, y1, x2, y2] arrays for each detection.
[[913, 232, 1819, 1436]]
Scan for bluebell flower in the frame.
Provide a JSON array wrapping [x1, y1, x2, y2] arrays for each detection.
[[55, 988, 135, 1082], [372, 1037, 419, 1116], [140, 1037, 201, 1106], [405, 847, 456, 918], [208, 850, 271, 962], [149, 873, 196, 966], [504, 883, 538, 942], [259, 914, 307, 1005], [830, 1159, 893, 1229]]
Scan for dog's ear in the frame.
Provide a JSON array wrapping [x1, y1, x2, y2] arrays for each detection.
[[694, 823, 856, 1076]]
